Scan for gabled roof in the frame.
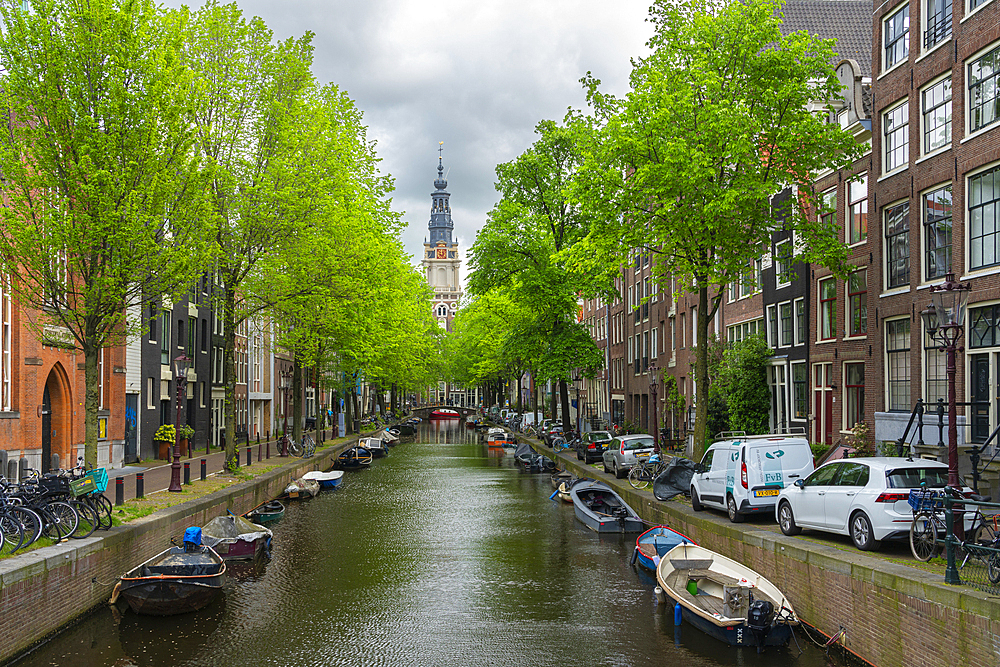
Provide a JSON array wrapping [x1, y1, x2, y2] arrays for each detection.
[[779, 0, 872, 77]]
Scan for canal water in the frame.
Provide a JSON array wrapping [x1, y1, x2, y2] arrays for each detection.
[[14, 421, 848, 667]]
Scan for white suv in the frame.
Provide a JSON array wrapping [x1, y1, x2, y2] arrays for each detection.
[[690, 433, 814, 523], [774, 457, 973, 551]]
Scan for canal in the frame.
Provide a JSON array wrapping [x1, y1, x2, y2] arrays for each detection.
[[15, 421, 849, 667]]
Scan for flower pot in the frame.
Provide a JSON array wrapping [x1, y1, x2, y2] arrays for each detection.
[[156, 440, 172, 460]]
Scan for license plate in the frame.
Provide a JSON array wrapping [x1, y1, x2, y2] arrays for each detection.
[[755, 488, 780, 497]]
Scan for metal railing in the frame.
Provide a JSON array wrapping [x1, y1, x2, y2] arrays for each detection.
[[943, 494, 1000, 594]]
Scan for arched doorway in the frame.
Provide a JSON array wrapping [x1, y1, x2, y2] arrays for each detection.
[[41, 365, 71, 473]]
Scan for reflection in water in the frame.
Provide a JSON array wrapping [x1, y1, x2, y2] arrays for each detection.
[[12, 420, 846, 667]]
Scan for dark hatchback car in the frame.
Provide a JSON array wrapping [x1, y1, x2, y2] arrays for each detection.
[[576, 430, 613, 463]]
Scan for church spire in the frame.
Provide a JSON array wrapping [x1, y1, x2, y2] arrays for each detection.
[[428, 142, 453, 246]]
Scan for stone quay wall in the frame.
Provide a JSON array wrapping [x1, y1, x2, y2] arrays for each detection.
[[0, 442, 351, 664]]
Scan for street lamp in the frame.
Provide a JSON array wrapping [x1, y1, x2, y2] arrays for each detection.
[[279, 368, 293, 456], [920, 272, 972, 489], [649, 365, 660, 454], [170, 354, 191, 492], [573, 375, 583, 436]]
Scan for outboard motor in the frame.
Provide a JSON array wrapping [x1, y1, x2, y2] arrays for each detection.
[[183, 526, 203, 553], [746, 599, 775, 652]]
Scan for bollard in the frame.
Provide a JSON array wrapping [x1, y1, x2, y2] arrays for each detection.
[[136, 472, 144, 499], [200, 458, 206, 481], [266, 439, 270, 460], [115, 476, 124, 506], [246, 446, 251, 467], [184, 461, 190, 485]]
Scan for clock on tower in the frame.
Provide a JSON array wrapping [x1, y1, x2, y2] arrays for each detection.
[[437, 248, 447, 259]]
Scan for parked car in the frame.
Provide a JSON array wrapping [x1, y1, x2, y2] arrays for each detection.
[[690, 433, 814, 524], [577, 430, 613, 463], [774, 457, 973, 551], [602, 434, 656, 478]]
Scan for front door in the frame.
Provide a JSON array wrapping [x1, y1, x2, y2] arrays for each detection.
[[813, 363, 833, 445], [41, 385, 52, 472], [124, 394, 138, 464]]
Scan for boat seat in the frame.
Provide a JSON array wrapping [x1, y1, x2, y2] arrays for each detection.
[[686, 569, 740, 586], [670, 558, 714, 570]]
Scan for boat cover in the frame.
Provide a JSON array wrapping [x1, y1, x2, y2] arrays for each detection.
[[200, 514, 271, 549], [513, 442, 536, 459], [653, 457, 697, 501]]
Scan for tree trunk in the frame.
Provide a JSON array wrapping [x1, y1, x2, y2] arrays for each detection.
[[82, 338, 100, 470], [222, 290, 238, 471], [550, 381, 557, 423], [515, 372, 524, 417], [292, 357, 302, 442], [531, 371, 539, 430], [560, 379, 571, 434], [345, 386, 353, 434], [390, 383, 397, 413], [693, 284, 711, 461]]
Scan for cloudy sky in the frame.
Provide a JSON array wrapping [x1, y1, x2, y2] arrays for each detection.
[[191, 0, 654, 268]]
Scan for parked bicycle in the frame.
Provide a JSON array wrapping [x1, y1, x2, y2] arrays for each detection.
[[279, 433, 316, 458], [909, 485, 998, 565], [628, 452, 668, 490]]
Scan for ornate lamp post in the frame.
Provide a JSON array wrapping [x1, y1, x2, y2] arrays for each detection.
[[280, 368, 293, 456], [649, 365, 660, 455], [170, 355, 191, 492], [920, 272, 972, 489], [573, 375, 583, 436]]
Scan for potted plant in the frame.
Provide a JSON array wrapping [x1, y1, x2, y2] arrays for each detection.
[[154, 424, 176, 460], [178, 424, 195, 456]]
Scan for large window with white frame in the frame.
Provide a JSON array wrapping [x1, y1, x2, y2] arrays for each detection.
[[794, 297, 806, 346], [884, 101, 909, 173], [885, 202, 910, 288], [886, 318, 911, 411], [883, 4, 909, 71], [922, 77, 951, 154], [848, 176, 868, 245], [923, 184, 952, 280], [969, 44, 1000, 134], [775, 240, 792, 287], [768, 364, 788, 432], [0, 275, 9, 412], [792, 362, 808, 420], [819, 188, 836, 230], [844, 362, 865, 429], [969, 164, 1000, 271], [818, 277, 836, 341], [924, 0, 951, 49], [726, 318, 763, 344], [779, 301, 793, 347], [767, 304, 778, 347]]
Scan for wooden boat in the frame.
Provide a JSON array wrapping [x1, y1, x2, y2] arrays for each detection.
[[513, 442, 554, 473], [359, 437, 388, 458], [487, 428, 516, 447], [550, 470, 574, 490], [556, 480, 575, 503], [245, 500, 284, 524], [379, 429, 400, 445], [569, 480, 644, 533], [302, 469, 345, 489], [430, 408, 460, 419], [334, 446, 373, 470], [201, 514, 272, 561], [631, 525, 696, 573], [284, 477, 320, 499], [112, 531, 225, 615], [397, 423, 416, 436], [656, 543, 798, 649]]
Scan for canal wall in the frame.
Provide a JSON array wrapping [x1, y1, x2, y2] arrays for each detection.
[[552, 451, 1000, 667], [0, 439, 357, 665]]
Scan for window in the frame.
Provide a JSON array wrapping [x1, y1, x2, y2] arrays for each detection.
[[885, 202, 910, 289], [844, 362, 865, 429], [160, 311, 170, 365], [970, 45, 1000, 133], [651, 328, 658, 359], [848, 176, 868, 245], [819, 278, 836, 340], [0, 275, 9, 411], [691, 307, 698, 347], [794, 298, 806, 346], [147, 377, 155, 409], [922, 78, 951, 154], [768, 364, 788, 431], [884, 4, 909, 70], [884, 101, 909, 172], [740, 258, 762, 297], [775, 240, 792, 286], [670, 317, 676, 351], [187, 318, 195, 356], [924, 0, 951, 48], [680, 313, 686, 348], [820, 188, 837, 229], [971, 0, 990, 10], [848, 269, 868, 336], [923, 184, 952, 280], [779, 302, 793, 347], [767, 304, 778, 347], [970, 165, 1000, 270], [148, 303, 157, 341], [727, 318, 764, 344], [886, 318, 911, 411], [924, 324, 946, 405], [792, 362, 808, 419]]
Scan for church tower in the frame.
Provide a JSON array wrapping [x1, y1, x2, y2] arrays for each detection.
[[421, 144, 463, 332]]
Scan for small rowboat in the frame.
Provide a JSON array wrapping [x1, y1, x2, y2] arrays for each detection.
[[550, 470, 574, 490], [334, 446, 373, 470], [430, 408, 460, 419], [360, 437, 388, 458], [656, 543, 798, 649], [201, 513, 272, 561], [245, 500, 284, 524], [112, 529, 225, 616], [302, 469, 345, 489], [631, 525, 695, 573], [569, 480, 644, 533], [284, 477, 320, 499]]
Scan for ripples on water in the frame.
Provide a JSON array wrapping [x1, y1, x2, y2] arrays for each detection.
[[12, 421, 845, 667]]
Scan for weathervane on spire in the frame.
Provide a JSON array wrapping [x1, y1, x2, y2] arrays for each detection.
[[438, 141, 444, 160]]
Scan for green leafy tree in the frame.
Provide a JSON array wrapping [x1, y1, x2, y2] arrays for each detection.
[[716, 335, 772, 435], [575, 0, 862, 458], [0, 0, 208, 469]]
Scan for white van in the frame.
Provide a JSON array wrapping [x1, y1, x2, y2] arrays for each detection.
[[690, 432, 814, 523]]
